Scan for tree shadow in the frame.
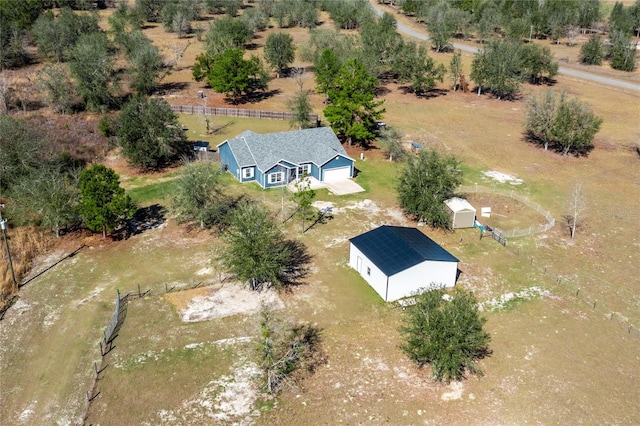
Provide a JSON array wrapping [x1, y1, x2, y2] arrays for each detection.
[[304, 207, 334, 233], [471, 86, 523, 101], [398, 86, 449, 99], [113, 204, 166, 240], [291, 324, 328, 380], [208, 120, 236, 136], [241, 89, 281, 104], [374, 85, 393, 97], [154, 81, 189, 96], [527, 76, 558, 86], [278, 239, 314, 290], [522, 132, 595, 157], [19, 244, 87, 289]]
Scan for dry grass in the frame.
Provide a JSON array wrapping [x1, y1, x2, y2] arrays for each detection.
[[1, 4, 639, 426], [0, 227, 53, 304]]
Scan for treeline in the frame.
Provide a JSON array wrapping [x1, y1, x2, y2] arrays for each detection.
[[0, 116, 136, 239], [388, 0, 639, 71], [393, 0, 640, 40]]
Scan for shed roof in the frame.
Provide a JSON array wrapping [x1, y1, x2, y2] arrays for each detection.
[[193, 141, 210, 149], [217, 127, 352, 172], [349, 225, 458, 276], [445, 197, 476, 213]]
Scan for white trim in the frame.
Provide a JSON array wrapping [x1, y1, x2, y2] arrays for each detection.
[[268, 171, 285, 184], [323, 166, 351, 182], [264, 158, 320, 173], [242, 167, 254, 179], [319, 153, 353, 167], [297, 163, 311, 176]]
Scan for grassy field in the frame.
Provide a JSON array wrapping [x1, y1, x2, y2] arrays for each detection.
[[1, 3, 639, 425]]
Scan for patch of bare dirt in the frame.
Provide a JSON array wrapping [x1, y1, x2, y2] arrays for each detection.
[[154, 362, 261, 426], [169, 283, 285, 323]]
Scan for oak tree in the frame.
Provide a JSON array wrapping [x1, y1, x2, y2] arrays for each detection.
[[264, 32, 295, 78], [68, 32, 117, 111], [525, 90, 602, 156], [400, 287, 491, 382], [397, 148, 463, 229], [219, 201, 312, 291], [171, 161, 229, 229], [208, 49, 269, 104], [116, 97, 189, 170]]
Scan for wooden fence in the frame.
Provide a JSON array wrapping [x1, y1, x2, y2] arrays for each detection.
[[169, 104, 318, 123]]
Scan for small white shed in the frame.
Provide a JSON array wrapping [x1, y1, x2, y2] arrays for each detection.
[[445, 197, 477, 229], [348, 225, 459, 302]]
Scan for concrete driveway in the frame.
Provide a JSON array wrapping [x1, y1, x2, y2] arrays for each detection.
[[324, 179, 365, 195], [288, 177, 365, 195]]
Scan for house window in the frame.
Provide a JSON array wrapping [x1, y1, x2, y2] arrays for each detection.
[[367, 267, 371, 276], [297, 164, 311, 176], [268, 171, 284, 184], [243, 167, 254, 179]]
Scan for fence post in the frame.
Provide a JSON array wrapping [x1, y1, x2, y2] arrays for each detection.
[[138, 283, 141, 298]]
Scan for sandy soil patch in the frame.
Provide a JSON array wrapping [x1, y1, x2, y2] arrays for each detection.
[[173, 283, 285, 322], [479, 286, 553, 312], [154, 363, 261, 426], [441, 381, 465, 401], [483, 171, 524, 185], [312, 199, 408, 225]]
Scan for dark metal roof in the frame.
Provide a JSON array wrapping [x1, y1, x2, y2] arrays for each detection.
[[349, 225, 458, 276]]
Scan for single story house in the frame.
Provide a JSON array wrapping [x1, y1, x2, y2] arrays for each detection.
[[445, 197, 477, 229], [349, 225, 459, 302], [217, 127, 354, 188]]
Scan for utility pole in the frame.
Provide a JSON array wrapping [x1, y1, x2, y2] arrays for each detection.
[[0, 204, 17, 292]]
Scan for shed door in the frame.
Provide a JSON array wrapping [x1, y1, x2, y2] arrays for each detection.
[[356, 256, 362, 273], [323, 166, 351, 182]]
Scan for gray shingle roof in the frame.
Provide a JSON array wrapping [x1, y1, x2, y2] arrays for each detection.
[[349, 225, 459, 276], [220, 127, 352, 171]]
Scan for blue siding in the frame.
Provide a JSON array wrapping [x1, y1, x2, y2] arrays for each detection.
[[321, 155, 354, 179], [240, 166, 256, 183], [308, 163, 320, 181], [263, 164, 291, 188], [218, 142, 241, 182], [256, 169, 266, 187]]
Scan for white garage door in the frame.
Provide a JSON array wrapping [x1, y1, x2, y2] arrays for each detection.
[[323, 166, 351, 182]]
